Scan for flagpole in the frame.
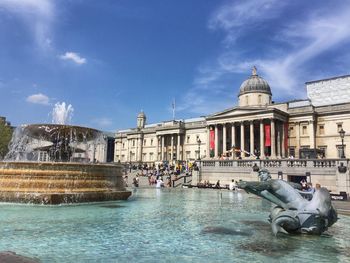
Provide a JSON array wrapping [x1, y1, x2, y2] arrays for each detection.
[[172, 98, 176, 120]]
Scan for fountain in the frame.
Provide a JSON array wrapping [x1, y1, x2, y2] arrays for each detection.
[[0, 102, 131, 204]]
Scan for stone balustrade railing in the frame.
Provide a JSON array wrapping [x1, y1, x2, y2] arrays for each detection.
[[201, 158, 344, 169]]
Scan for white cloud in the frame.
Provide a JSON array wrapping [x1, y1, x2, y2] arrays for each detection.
[[179, 1, 350, 115], [0, 0, 54, 49], [60, 52, 87, 65], [26, 93, 50, 105]]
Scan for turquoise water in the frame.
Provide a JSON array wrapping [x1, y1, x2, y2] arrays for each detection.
[[0, 188, 349, 262]]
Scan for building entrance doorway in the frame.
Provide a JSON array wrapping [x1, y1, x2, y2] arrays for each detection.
[[288, 175, 305, 184]]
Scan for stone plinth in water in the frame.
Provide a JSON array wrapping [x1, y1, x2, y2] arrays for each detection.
[[0, 162, 131, 204]]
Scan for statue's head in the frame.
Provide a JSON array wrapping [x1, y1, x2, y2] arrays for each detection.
[[258, 169, 271, 181]]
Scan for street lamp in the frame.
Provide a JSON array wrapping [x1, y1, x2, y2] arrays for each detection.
[[197, 138, 201, 160], [339, 128, 346, 158], [196, 138, 202, 185]]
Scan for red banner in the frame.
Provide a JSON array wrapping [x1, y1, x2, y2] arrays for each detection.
[[209, 129, 215, 150], [265, 124, 271, 147], [284, 123, 289, 150]]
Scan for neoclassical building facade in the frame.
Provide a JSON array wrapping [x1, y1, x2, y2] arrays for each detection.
[[115, 68, 350, 163]]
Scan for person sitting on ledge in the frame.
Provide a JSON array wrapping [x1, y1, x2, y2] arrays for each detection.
[[215, 180, 221, 189]]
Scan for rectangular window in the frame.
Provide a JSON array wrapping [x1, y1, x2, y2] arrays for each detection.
[[289, 147, 295, 158], [289, 127, 294, 137], [318, 146, 327, 158], [302, 126, 307, 135], [122, 143, 125, 149], [319, 125, 324, 135], [186, 151, 191, 160], [144, 139, 146, 146], [151, 139, 153, 146], [186, 136, 190, 143], [133, 140, 135, 146], [337, 124, 343, 132], [142, 153, 147, 161], [149, 153, 153, 161], [121, 155, 125, 161]]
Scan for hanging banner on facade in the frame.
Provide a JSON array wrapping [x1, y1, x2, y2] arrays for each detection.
[[210, 129, 215, 150], [209, 128, 215, 157], [265, 124, 271, 147], [284, 122, 289, 150]]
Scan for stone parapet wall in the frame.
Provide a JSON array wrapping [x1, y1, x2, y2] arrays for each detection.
[[199, 159, 350, 195]]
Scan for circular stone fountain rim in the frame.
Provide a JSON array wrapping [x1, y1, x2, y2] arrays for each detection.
[[0, 161, 122, 168], [21, 123, 102, 141]]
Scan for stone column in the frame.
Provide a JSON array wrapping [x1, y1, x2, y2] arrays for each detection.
[[135, 138, 139, 161], [309, 120, 315, 149], [240, 122, 245, 158], [231, 123, 236, 159], [215, 125, 219, 158], [177, 134, 180, 161], [277, 123, 281, 158], [155, 136, 159, 161], [223, 123, 227, 155], [260, 120, 265, 159], [170, 135, 174, 163], [250, 121, 254, 158], [271, 119, 276, 158], [161, 136, 165, 161], [281, 123, 286, 158]]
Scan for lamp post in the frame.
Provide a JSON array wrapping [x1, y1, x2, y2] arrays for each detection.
[[197, 138, 201, 185], [339, 128, 346, 158], [197, 139, 201, 161]]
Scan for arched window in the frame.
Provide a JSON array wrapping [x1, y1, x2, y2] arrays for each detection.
[[246, 95, 249, 105]]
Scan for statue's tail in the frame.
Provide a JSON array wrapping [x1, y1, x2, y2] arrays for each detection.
[[271, 211, 300, 235], [271, 222, 288, 235]]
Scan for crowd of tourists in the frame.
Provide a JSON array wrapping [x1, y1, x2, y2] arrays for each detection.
[[123, 161, 197, 188]]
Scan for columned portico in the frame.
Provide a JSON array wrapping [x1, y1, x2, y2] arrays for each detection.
[[271, 119, 276, 158], [155, 136, 159, 161], [240, 122, 245, 157], [161, 136, 165, 160], [223, 124, 227, 155], [170, 135, 174, 162], [260, 119, 265, 159], [231, 123, 236, 159]]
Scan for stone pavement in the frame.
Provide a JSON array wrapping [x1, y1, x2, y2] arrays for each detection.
[[333, 200, 350, 216]]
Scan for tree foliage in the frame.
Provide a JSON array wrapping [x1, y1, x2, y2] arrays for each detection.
[[0, 120, 13, 159]]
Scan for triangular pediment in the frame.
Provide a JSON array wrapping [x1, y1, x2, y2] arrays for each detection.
[[206, 106, 269, 119]]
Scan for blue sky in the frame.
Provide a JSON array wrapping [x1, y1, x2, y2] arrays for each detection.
[[1, 0, 350, 131]]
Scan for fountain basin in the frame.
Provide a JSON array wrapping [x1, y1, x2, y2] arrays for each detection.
[[0, 162, 131, 204]]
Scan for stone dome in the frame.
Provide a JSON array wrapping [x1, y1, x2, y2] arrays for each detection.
[[137, 111, 146, 118], [238, 67, 272, 96]]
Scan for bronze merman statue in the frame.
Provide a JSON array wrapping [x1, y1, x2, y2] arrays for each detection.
[[237, 169, 337, 235]]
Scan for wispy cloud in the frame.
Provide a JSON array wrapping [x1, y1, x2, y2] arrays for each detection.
[[209, 0, 285, 45], [26, 93, 50, 105], [60, 52, 87, 65], [0, 0, 54, 49], [92, 117, 113, 128], [178, 0, 350, 115]]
